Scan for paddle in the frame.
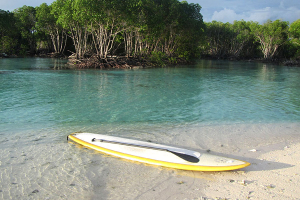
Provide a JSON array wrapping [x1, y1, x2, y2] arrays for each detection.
[[91, 138, 200, 163]]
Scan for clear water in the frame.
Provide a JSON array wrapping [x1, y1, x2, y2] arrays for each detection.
[[1, 58, 300, 134], [1, 58, 300, 199]]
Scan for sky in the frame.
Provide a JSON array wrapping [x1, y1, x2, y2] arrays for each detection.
[[188, 0, 300, 24], [1, 0, 299, 24]]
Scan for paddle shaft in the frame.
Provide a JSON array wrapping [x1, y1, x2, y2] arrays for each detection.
[[91, 138, 199, 163]]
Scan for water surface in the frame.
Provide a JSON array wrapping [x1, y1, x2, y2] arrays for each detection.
[[1, 58, 300, 199], [1, 58, 300, 134]]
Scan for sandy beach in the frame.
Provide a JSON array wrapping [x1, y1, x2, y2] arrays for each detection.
[[106, 123, 300, 200], [198, 142, 300, 200], [101, 133, 300, 200], [0, 123, 300, 200]]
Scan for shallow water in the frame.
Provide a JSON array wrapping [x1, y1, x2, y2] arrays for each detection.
[[1, 58, 300, 199], [1, 58, 300, 132]]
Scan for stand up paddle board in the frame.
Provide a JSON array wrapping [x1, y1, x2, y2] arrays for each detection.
[[67, 133, 250, 171]]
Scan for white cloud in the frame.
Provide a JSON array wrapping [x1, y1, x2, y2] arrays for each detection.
[[283, 6, 300, 23], [211, 8, 239, 23], [209, 5, 300, 24], [246, 7, 274, 23]]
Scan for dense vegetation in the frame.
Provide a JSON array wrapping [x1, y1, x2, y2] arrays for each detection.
[[203, 20, 300, 60], [1, 0, 300, 67]]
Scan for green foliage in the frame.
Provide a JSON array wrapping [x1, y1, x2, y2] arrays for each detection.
[[289, 19, 300, 59], [13, 5, 37, 54], [203, 19, 296, 60], [250, 20, 289, 59], [50, 0, 205, 60], [276, 39, 299, 59], [36, 3, 67, 54], [289, 19, 300, 39], [203, 20, 257, 59], [35, 3, 54, 29], [3, 0, 300, 62], [0, 10, 15, 36], [0, 36, 17, 54], [174, 2, 205, 59], [0, 9, 18, 54], [168, 57, 177, 64], [149, 51, 167, 66]]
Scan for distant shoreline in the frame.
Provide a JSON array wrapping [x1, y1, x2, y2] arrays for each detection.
[[1, 54, 299, 68]]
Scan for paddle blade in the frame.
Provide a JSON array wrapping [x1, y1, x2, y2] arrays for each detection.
[[170, 151, 199, 163]]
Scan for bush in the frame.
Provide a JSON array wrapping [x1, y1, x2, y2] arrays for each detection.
[[149, 51, 167, 66]]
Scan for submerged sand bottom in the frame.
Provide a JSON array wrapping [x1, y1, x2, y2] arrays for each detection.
[[0, 122, 299, 199]]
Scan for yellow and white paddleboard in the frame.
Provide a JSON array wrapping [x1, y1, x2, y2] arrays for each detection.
[[67, 133, 250, 171]]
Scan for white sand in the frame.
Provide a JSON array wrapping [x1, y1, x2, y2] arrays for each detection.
[[199, 143, 300, 200], [98, 123, 300, 200], [0, 123, 299, 199]]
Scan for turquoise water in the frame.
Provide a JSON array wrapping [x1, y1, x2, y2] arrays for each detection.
[[1, 58, 300, 134], [1, 58, 300, 199]]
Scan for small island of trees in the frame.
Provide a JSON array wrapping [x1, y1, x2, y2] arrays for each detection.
[[1, 0, 300, 68]]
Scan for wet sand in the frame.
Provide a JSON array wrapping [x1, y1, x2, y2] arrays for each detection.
[[0, 123, 299, 199]]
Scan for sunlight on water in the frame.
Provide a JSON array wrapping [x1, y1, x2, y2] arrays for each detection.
[[1, 58, 300, 133]]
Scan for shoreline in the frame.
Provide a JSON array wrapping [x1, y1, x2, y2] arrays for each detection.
[[2, 55, 299, 68], [1, 122, 300, 199], [1, 57, 299, 199]]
